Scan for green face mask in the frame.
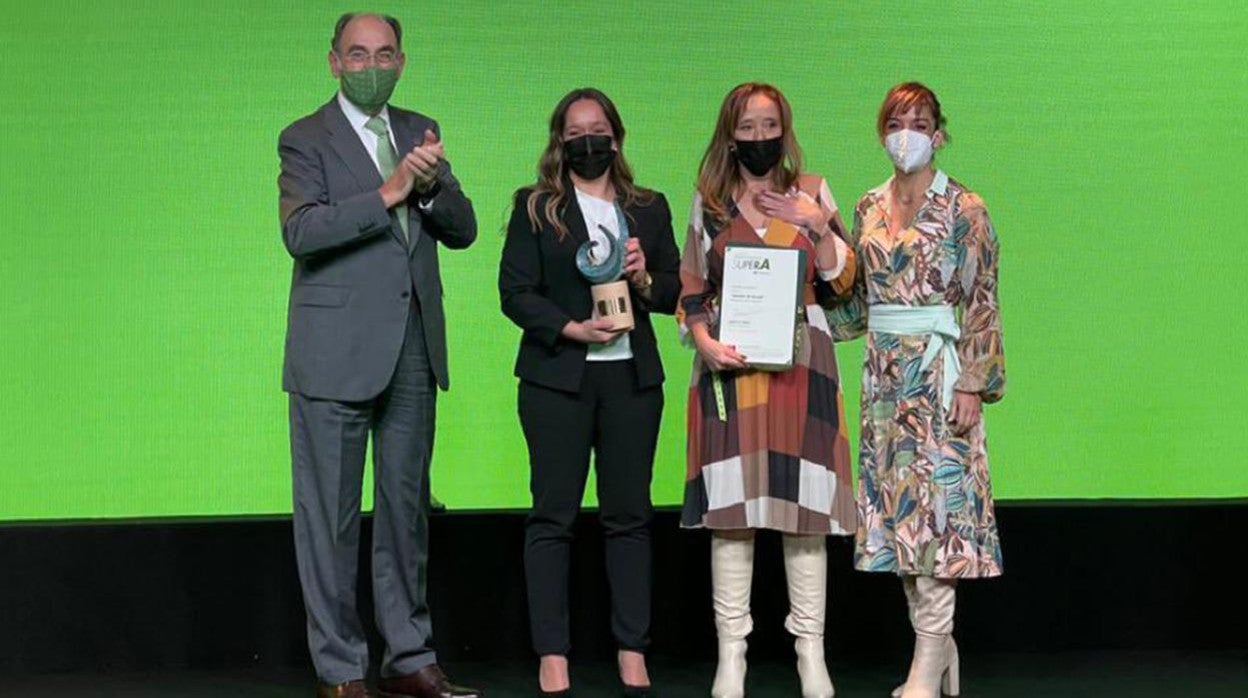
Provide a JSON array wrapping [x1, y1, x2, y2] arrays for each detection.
[[340, 66, 399, 114]]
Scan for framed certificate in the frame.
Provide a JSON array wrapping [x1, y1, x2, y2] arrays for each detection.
[[718, 245, 805, 371]]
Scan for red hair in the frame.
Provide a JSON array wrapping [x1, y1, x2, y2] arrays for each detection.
[[877, 82, 947, 138]]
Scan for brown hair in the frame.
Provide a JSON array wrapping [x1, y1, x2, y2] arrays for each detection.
[[523, 88, 652, 240], [696, 83, 803, 225], [876, 81, 948, 139]]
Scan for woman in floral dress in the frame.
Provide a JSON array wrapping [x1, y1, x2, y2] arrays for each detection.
[[827, 82, 1006, 698]]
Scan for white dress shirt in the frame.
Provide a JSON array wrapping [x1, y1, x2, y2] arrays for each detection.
[[337, 92, 435, 214], [337, 92, 400, 174]]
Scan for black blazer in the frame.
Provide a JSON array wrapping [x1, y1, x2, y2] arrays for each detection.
[[499, 187, 681, 393]]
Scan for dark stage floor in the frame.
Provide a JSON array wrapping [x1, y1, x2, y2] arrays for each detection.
[[3, 651, 1244, 697]]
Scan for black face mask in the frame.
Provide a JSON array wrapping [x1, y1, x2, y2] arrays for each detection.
[[733, 136, 784, 177], [563, 134, 616, 180]]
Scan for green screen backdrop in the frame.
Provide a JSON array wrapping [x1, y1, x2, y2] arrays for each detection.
[[2, 1, 1245, 521]]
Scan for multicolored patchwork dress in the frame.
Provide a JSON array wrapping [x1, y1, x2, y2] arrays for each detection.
[[678, 175, 857, 535], [827, 170, 1006, 578]]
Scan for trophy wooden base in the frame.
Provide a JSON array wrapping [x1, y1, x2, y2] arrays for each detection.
[[590, 280, 634, 332]]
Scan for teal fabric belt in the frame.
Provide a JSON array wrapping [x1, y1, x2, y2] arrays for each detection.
[[868, 304, 961, 410]]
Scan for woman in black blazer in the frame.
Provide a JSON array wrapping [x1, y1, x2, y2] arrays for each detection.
[[499, 87, 680, 697]]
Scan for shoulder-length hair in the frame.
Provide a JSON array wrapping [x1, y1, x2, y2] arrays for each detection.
[[696, 82, 803, 225], [876, 81, 948, 140], [524, 87, 652, 240]]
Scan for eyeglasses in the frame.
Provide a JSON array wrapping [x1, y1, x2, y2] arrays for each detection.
[[338, 49, 399, 69]]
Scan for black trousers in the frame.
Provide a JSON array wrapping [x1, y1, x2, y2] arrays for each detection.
[[518, 360, 664, 656]]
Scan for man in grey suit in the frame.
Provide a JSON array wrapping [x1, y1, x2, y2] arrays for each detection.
[[278, 12, 480, 698]]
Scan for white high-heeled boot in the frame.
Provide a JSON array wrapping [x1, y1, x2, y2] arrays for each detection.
[[891, 575, 921, 697], [899, 577, 960, 698], [710, 534, 755, 698], [782, 535, 834, 698], [893, 578, 958, 697]]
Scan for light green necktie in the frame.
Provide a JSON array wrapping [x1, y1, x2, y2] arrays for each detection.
[[364, 116, 408, 243]]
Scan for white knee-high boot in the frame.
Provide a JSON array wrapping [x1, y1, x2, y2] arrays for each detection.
[[899, 577, 960, 698], [782, 534, 834, 698], [711, 534, 755, 698], [893, 578, 958, 697]]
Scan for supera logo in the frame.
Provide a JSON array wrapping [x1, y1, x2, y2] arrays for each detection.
[[731, 257, 770, 270]]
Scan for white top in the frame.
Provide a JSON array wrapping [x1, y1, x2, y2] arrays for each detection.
[[575, 188, 634, 362]]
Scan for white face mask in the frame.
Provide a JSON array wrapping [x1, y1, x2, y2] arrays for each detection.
[[884, 129, 933, 174]]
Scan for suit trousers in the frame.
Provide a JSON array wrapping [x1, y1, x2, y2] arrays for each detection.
[[290, 301, 437, 684], [519, 360, 664, 656]]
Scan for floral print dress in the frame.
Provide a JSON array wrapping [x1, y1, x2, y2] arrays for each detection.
[[827, 170, 1005, 578]]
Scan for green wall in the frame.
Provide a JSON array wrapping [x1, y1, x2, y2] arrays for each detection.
[[1, 0, 1244, 520]]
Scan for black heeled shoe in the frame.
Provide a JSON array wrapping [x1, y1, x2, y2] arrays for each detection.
[[538, 689, 572, 697], [621, 685, 653, 697]]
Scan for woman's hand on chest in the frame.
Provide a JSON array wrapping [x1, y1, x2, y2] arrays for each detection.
[[757, 190, 829, 232]]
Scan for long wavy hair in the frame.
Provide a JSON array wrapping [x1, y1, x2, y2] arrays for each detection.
[[696, 83, 803, 225], [524, 88, 652, 240]]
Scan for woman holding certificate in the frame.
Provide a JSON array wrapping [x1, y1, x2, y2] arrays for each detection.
[[499, 87, 680, 697], [678, 82, 856, 698], [826, 82, 1006, 698]]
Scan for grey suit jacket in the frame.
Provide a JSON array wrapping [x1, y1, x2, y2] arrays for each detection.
[[278, 98, 477, 400]]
